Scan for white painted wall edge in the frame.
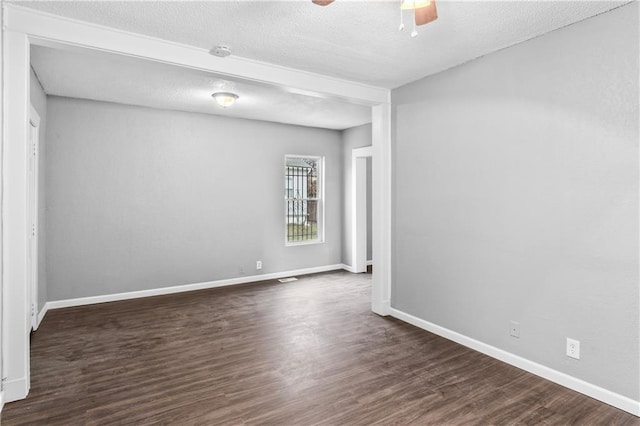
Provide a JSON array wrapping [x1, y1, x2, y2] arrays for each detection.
[[0, 391, 4, 413], [342, 264, 356, 273], [389, 308, 640, 417], [34, 304, 48, 331], [343, 261, 372, 272], [2, 377, 28, 404], [46, 264, 348, 310], [371, 103, 391, 317]]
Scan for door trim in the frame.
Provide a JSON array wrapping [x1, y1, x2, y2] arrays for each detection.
[[28, 104, 40, 332], [351, 146, 372, 274]]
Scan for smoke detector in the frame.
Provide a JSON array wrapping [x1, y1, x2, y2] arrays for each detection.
[[209, 45, 232, 58]]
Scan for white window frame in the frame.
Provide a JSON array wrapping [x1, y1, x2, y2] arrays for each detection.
[[284, 155, 325, 246]]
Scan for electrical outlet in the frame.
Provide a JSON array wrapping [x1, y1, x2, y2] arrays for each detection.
[[566, 338, 580, 359], [256, 260, 262, 270], [509, 320, 520, 338]]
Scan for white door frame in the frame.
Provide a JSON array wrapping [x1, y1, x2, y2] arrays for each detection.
[[2, 25, 31, 402], [371, 105, 392, 316], [28, 105, 40, 332], [1, 4, 393, 403], [351, 146, 372, 274]]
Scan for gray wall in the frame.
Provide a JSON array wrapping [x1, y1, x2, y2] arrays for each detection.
[[30, 69, 48, 312], [45, 97, 343, 300], [392, 2, 638, 400], [341, 124, 372, 267]]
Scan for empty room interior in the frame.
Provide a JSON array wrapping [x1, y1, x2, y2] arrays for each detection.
[[1, 0, 639, 424]]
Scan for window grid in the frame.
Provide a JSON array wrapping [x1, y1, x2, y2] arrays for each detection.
[[285, 157, 320, 244]]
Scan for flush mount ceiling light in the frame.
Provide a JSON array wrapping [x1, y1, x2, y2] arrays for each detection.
[[209, 45, 232, 58], [212, 92, 239, 108], [312, 0, 438, 38]]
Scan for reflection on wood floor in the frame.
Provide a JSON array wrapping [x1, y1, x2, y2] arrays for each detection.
[[3, 270, 638, 425]]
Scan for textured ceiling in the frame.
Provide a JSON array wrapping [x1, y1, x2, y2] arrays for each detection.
[[14, 1, 629, 88], [31, 45, 372, 130]]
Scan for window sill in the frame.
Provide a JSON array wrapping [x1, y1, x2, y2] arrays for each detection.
[[285, 240, 324, 247]]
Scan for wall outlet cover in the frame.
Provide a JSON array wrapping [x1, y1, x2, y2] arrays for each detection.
[[566, 338, 580, 359], [509, 320, 520, 338]]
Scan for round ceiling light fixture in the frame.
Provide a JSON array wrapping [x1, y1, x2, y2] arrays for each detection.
[[209, 45, 232, 58], [212, 92, 239, 108]]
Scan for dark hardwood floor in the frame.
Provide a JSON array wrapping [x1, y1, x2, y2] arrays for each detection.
[[3, 271, 638, 425]]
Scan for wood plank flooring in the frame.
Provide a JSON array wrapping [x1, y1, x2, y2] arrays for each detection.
[[3, 271, 639, 425]]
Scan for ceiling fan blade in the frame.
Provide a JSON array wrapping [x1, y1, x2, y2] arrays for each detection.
[[415, 0, 438, 26], [312, 0, 335, 5]]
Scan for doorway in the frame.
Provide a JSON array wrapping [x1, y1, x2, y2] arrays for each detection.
[[28, 105, 40, 332], [2, 9, 392, 404], [351, 146, 372, 274]]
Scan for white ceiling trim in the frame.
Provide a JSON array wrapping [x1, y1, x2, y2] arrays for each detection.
[[4, 4, 389, 105]]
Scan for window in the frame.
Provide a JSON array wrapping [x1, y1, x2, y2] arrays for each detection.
[[285, 156, 323, 244]]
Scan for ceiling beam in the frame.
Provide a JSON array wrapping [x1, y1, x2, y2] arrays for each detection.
[[4, 5, 390, 106]]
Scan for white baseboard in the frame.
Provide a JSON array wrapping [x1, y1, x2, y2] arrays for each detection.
[[341, 263, 355, 273], [390, 308, 640, 417], [2, 377, 28, 404], [0, 390, 4, 413], [33, 304, 49, 331], [372, 299, 391, 317], [341, 263, 372, 273], [380, 299, 390, 316], [47, 264, 347, 310]]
